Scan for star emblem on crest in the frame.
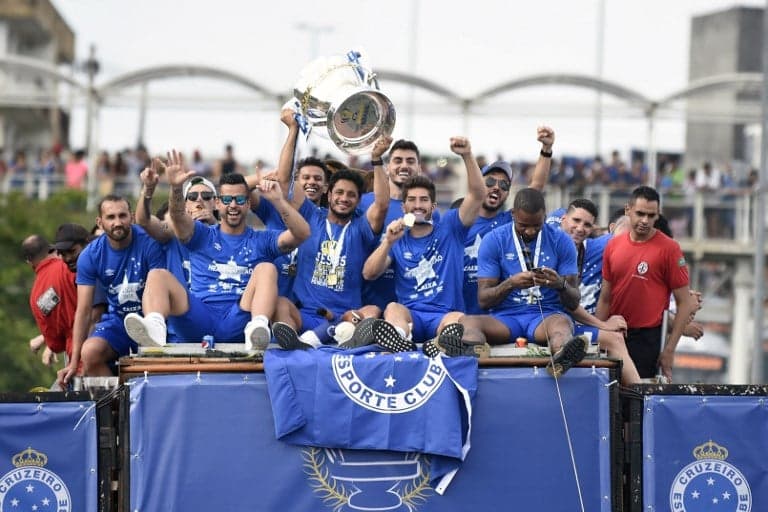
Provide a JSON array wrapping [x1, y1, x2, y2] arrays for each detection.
[[384, 375, 396, 387], [405, 256, 437, 287], [114, 273, 141, 305], [213, 257, 248, 283], [465, 234, 482, 259]]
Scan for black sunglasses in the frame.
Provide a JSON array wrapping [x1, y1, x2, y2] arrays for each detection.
[[186, 191, 215, 201], [485, 176, 511, 191], [220, 194, 248, 205]]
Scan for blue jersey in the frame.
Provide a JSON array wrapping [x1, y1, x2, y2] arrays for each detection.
[[253, 197, 316, 299], [360, 192, 441, 309], [579, 234, 611, 314], [163, 237, 190, 288], [462, 210, 512, 314], [545, 207, 566, 228], [184, 221, 282, 305], [292, 207, 378, 318], [389, 209, 468, 314], [76, 225, 165, 317], [477, 222, 577, 315]]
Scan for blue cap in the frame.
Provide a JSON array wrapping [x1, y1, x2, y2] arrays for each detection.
[[482, 160, 513, 180]]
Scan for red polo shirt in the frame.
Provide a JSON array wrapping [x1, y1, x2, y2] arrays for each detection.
[[29, 257, 77, 357]]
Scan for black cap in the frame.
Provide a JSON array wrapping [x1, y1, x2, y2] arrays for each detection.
[[53, 223, 90, 251]]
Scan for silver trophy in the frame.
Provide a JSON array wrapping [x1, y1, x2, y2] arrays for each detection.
[[293, 50, 396, 155]]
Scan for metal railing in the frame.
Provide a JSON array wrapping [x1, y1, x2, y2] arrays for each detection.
[[541, 185, 762, 257], [1, 172, 143, 203]]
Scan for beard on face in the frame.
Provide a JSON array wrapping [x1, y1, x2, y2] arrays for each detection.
[[330, 204, 354, 222], [222, 209, 245, 228], [482, 200, 504, 214], [411, 210, 433, 224], [517, 229, 540, 243], [106, 225, 129, 242]]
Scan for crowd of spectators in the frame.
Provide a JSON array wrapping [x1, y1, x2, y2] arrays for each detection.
[[2, 143, 761, 241]]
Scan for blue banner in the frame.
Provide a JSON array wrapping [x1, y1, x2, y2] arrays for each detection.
[[130, 367, 613, 512], [0, 401, 98, 512], [643, 395, 767, 512], [264, 348, 476, 486]]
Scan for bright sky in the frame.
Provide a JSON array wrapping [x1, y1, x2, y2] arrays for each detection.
[[52, 0, 764, 165]]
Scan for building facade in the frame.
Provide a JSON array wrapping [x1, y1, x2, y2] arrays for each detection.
[[0, 0, 74, 161]]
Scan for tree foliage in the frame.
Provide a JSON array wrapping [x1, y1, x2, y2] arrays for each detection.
[[0, 190, 94, 391]]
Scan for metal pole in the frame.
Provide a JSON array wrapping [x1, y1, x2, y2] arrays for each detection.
[[407, 0, 420, 138], [594, 0, 605, 158], [461, 100, 470, 141], [750, 3, 768, 384], [646, 105, 657, 188], [84, 44, 100, 212], [137, 82, 148, 149], [295, 23, 334, 61]]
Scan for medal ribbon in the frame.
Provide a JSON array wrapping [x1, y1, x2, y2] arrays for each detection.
[[512, 224, 543, 300], [325, 219, 350, 276]]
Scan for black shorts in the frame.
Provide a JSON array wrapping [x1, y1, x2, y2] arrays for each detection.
[[626, 326, 663, 379]]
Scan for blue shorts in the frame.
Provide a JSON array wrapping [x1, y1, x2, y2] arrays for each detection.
[[91, 313, 138, 356], [410, 310, 446, 343], [170, 295, 250, 343], [492, 309, 574, 344], [299, 308, 331, 332], [166, 318, 185, 343], [300, 304, 360, 332]]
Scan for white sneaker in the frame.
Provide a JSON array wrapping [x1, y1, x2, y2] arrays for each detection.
[[124, 313, 167, 347], [244, 320, 271, 351]]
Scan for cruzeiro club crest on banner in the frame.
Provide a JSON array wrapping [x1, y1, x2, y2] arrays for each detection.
[[332, 353, 446, 413], [669, 440, 751, 512], [0, 447, 72, 512]]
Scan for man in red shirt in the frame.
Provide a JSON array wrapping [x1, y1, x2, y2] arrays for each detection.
[[596, 186, 695, 381], [22, 234, 77, 360]]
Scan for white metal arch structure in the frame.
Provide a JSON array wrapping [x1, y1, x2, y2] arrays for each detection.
[[0, 54, 87, 93], [470, 73, 653, 110], [469, 73, 659, 185], [375, 69, 465, 103], [658, 72, 762, 107], [98, 64, 281, 98]]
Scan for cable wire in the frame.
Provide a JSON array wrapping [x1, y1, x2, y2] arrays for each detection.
[[534, 283, 586, 512]]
